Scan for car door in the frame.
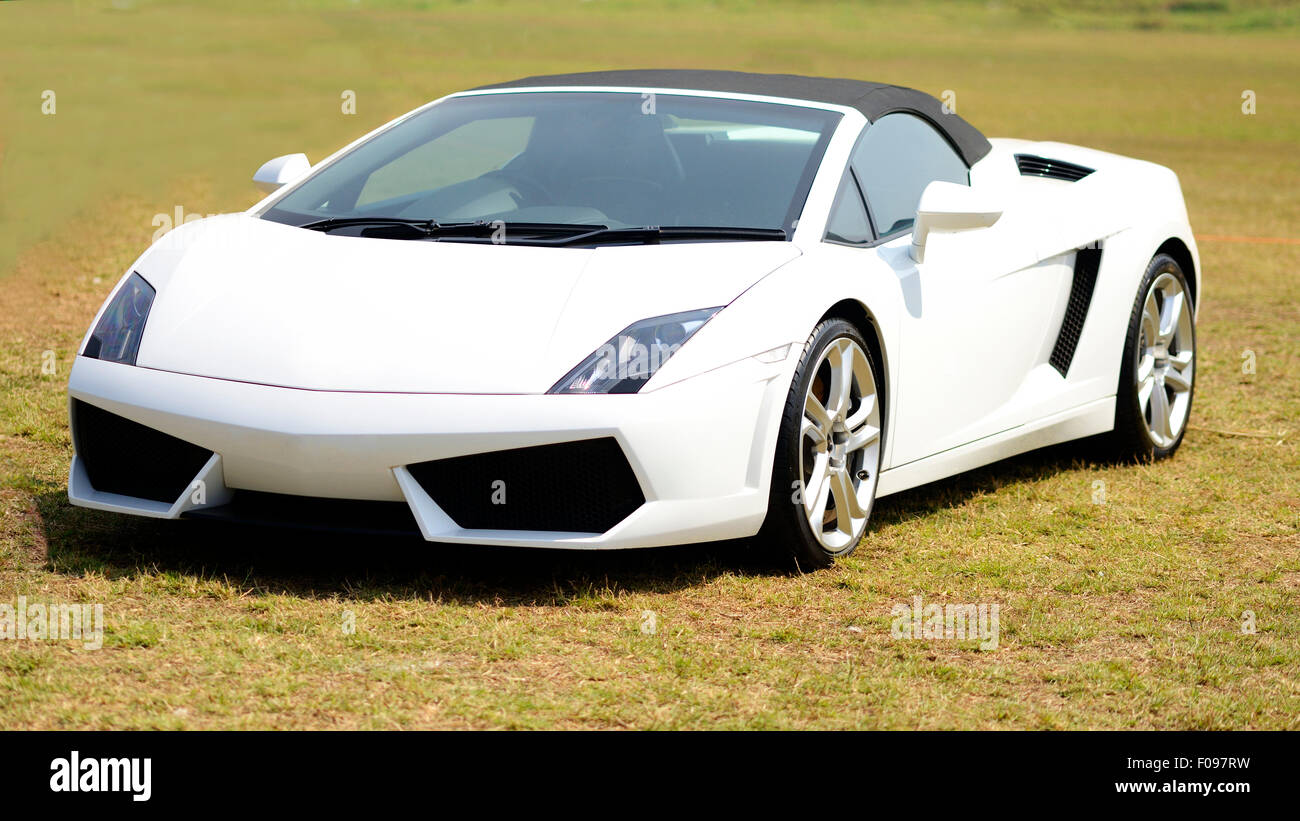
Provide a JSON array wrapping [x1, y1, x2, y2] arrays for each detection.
[[848, 113, 1068, 467]]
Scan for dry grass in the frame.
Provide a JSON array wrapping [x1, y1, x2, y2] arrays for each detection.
[[0, 0, 1297, 729]]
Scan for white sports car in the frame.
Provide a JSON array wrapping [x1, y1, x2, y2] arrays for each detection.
[[68, 70, 1199, 566]]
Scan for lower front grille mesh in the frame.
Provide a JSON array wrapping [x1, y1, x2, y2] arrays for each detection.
[[73, 399, 213, 503], [407, 437, 646, 533]]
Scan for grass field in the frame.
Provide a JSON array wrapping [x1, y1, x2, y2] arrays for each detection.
[[1, 0, 1297, 729]]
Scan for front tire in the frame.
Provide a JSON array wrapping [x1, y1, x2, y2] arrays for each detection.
[[1109, 253, 1196, 461], [756, 318, 884, 569]]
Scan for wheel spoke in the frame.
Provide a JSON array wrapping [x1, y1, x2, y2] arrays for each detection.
[[801, 417, 827, 447], [1159, 290, 1184, 344], [828, 468, 862, 534], [845, 391, 876, 430], [1149, 378, 1172, 442], [805, 392, 832, 433], [1164, 366, 1191, 393], [1142, 292, 1160, 339], [1136, 352, 1154, 385], [845, 424, 880, 453], [826, 342, 855, 418], [804, 452, 831, 520], [1138, 372, 1155, 412]]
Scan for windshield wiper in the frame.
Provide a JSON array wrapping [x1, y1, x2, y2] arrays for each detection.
[[298, 217, 609, 239], [549, 225, 787, 246], [301, 216, 440, 233], [298, 218, 786, 246]]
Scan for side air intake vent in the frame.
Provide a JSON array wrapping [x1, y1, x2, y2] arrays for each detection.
[[1049, 248, 1104, 376], [1015, 154, 1095, 182], [407, 438, 646, 534], [72, 400, 213, 503]]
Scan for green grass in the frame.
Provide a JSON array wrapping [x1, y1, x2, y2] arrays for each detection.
[[1, 0, 1297, 728]]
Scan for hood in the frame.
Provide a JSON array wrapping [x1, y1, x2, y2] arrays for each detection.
[[134, 215, 799, 393]]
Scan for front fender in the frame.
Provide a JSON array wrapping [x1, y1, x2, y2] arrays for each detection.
[[648, 244, 902, 461]]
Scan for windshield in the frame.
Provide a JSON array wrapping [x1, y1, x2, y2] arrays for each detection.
[[262, 91, 841, 240]]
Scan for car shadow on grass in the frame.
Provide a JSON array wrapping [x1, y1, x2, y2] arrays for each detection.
[[34, 490, 767, 605], [35, 437, 1117, 606], [870, 435, 1120, 528]]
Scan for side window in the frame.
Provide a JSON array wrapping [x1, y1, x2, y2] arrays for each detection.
[[852, 113, 968, 236], [824, 172, 873, 244]]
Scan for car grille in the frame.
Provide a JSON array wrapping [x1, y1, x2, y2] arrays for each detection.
[[407, 437, 646, 533], [72, 399, 213, 503]]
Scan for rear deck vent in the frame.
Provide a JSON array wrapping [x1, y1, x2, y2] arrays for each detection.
[[73, 400, 213, 503], [1015, 153, 1095, 182], [1049, 247, 1104, 376]]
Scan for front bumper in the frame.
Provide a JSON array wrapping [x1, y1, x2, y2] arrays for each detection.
[[66, 354, 792, 549]]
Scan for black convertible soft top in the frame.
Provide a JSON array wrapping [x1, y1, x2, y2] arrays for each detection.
[[473, 69, 992, 167]]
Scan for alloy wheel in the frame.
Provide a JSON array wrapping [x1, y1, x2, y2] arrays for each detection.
[[799, 337, 882, 552], [1136, 272, 1195, 448]]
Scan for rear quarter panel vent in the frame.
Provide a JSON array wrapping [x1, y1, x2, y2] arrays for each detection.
[[1016, 153, 1095, 182]]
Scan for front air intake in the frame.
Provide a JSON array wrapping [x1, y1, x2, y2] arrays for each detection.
[[407, 438, 646, 533], [1015, 154, 1095, 182], [72, 400, 213, 503]]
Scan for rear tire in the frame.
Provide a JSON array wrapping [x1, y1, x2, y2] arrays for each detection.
[[1108, 253, 1196, 461], [755, 318, 884, 569]]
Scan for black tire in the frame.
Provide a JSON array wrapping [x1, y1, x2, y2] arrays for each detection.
[[754, 318, 884, 569], [1108, 253, 1196, 462]]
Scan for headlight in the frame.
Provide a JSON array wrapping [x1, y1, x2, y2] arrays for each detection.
[[549, 307, 722, 394], [82, 272, 155, 366]]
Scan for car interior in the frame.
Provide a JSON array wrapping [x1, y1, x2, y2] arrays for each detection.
[[374, 111, 826, 230]]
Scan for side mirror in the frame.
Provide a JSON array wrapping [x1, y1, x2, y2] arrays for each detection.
[[252, 153, 311, 194], [909, 180, 1002, 263]]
